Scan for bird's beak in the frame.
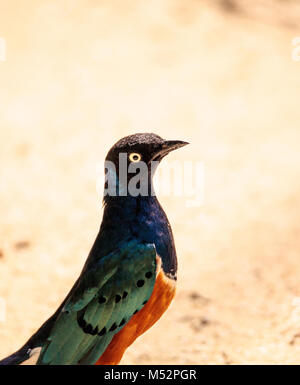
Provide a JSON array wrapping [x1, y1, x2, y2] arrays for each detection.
[[162, 140, 189, 152], [152, 140, 189, 161]]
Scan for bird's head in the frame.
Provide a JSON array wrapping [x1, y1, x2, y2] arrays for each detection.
[[104, 133, 188, 200], [106, 133, 188, 165]]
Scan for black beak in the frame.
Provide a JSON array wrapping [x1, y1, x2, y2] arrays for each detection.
[[152, 140, 189, 161], [162, 140, 189, 152]]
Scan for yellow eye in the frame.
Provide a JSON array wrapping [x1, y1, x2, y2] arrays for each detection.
[[129, 153, 142, 162]]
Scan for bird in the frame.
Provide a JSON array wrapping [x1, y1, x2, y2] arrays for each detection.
[[0, 133, 188, 365]]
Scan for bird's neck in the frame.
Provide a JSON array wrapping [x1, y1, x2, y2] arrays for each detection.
[[101, 193, 178, 281], [103, 172, 156, 207], [103, 194, 158, 221]]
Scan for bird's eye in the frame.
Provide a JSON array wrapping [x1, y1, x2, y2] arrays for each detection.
[[129, 153, 142, 162]]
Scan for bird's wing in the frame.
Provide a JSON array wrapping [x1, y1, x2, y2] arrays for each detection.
[[36, 239, 157, 365]]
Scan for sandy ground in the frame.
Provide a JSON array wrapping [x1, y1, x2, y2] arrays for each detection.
[[1, 0, 300, 364]]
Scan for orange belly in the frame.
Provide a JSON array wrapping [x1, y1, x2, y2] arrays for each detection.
[[95, 262, 176, 365]]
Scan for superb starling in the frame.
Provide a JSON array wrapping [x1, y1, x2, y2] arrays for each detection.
[[0, 133, 188, 365]]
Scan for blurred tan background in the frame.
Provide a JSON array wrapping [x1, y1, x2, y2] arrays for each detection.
[[1, 0, 300, 364]]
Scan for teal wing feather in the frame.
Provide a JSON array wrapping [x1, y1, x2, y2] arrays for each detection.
[[36, 240, 157, 365]]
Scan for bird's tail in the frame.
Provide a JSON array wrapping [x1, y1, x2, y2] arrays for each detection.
[[0, 293, 71, 365], [0, 346, 32, 365], [0, 311, 59, 365], [0, 280, 75, 365]]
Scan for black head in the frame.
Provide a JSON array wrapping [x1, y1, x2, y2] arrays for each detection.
[[104, 133, 188, 199], [106, 133, 188, 165]]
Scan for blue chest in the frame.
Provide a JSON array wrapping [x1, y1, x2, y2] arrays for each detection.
[[99, 196, 177, 278]]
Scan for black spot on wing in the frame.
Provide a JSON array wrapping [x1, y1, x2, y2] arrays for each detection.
[[109, 323, 117, 332], [119, 318, 126, 327], [115, 294, 121, 303], [137, 279, 145, 287], [98, 327, 106, 336], [98, 295, 107, 304], [77, 311, 99, 335]]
